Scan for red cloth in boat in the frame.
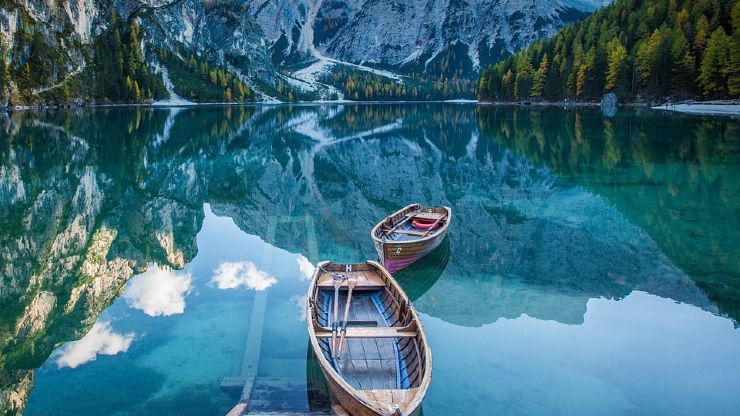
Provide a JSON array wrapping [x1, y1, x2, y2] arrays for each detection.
[[412, 218, 439, 230]]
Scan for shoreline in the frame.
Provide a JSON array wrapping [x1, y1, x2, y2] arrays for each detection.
[[651, 101, 740, 116], [0, 98, 480, 112], [3, 99, 738, 116], [478, 100, 601, 108], [481, 99, 740, 116]]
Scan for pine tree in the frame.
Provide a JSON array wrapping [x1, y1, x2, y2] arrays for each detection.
[[531, 54, 548, 98], [606, 38, 629, 93], [698, 28, 731, 97], [514, 53, 533, 99], [128, 23, 143, 76], [670, 29, 693, 94], [728, 1, 740, 96], [676, 8, 690, 34], [133, 81, 141, 101], [566, 70, 576, 97], [546, 53, 562, 99], [125, 76, 133, 100], [479, 0, 737, 101], [576, 63, 588, 98], [637, 28, 673, 95], [478, 74, 488, 99], [636, 32, 657, 89], [61, 83, 71, 102], [502, 69, 514, 99], [693, 15, 710, 57], [112, 27, 124, 75], [21, 63, 31, 84], [0, 38, 8, 88]]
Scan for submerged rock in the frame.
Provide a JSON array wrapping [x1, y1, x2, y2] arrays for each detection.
[[601, 92, 618, 117]]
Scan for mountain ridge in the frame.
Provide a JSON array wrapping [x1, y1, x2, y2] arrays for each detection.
[[0, 0, 610, 105]]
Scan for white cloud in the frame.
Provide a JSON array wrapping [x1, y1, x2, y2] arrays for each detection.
[[123, 264, 192, 316], [55, 321, 134, 368], [296, 256, 315, 281], [211, 261, 277, 291], [292, 294, 308, 322]]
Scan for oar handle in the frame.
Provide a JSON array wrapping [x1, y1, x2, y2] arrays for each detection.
[[330, 275, 344, 357], [421, 214, 446, 237], [337, 279, 357, 355]]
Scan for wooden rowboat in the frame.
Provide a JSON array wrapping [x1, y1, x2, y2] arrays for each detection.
[[371, 204, 452, 273], [306, 261, 431, 416]]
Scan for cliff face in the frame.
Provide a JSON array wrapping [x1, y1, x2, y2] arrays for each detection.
[[253, 0, 611, 74], [312, 0, 594, 73], [136, 0, 276, 82]]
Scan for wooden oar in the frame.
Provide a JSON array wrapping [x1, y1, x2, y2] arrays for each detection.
[[330, 273, 344, 357], [383, 209, 419, 235], [421, 213, 447, 237], [336, 275, 359, 355]]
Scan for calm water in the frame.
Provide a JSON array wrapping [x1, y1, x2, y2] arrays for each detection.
[[1, 104, 739, 415]]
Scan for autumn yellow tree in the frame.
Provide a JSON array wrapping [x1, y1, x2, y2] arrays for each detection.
[[606, 38, 629, 93]]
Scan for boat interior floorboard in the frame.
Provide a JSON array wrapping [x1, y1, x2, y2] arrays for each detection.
[[320, 291, 400, 390]]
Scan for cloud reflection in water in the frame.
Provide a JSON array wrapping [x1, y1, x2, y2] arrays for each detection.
[[123, 265, 193, 316], [55, 322, 134, 368], [296, 256, 315, 281], [211, 261, 277, 291]]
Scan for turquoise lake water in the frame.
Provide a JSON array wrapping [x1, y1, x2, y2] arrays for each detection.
[[1, 104, 738, 415]]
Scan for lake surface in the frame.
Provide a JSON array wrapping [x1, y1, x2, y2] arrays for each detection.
[[1, 104, 739, 415]]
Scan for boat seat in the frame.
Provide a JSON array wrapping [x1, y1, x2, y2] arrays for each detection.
[[317, 282, 385, 290], [345, 320, 379, 327], [412, 211, 446, 221], [316, 271, 386, 289], [389, 229, 430, 237], [314, 325, 417, 338]]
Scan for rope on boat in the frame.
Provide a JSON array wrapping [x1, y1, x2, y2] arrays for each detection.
[[318, 264, 355, 281]]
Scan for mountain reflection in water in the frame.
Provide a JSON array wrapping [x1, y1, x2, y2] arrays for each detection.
[[0, 104, 738, 415]]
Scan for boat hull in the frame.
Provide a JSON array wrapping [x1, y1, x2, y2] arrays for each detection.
[[319, 370, 422, 416], [374, 231, 446, 273]]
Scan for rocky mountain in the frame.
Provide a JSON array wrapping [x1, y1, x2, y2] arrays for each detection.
[[283, 0, 605, 74], [0, 0, 610, 105]]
